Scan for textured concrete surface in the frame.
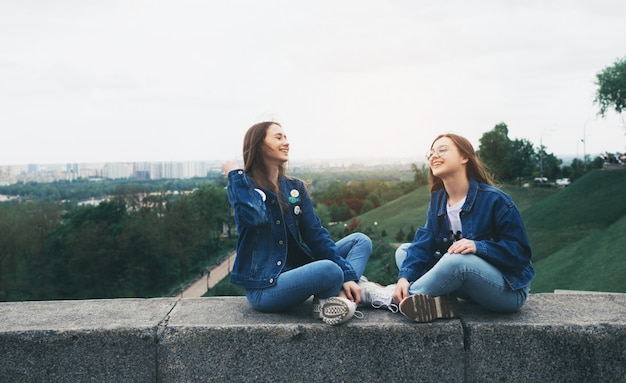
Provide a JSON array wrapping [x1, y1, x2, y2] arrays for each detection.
[[0, 298, 177, 382], [0, 293, 624, 383], [461, 293, 626, 382], [158, 297, 465, 382]]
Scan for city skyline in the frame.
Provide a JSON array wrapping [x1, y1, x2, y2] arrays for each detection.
[[0, 156, 423, 185]]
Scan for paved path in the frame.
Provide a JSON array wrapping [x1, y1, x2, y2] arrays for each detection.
[[176, 251, 236, 298]]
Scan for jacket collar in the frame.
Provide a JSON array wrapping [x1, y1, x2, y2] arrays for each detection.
[[436, 177, 479, 217]]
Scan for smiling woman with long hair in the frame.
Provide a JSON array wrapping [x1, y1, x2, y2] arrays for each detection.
[[359, 133, 534, 322], [222, 121, 373, 325]]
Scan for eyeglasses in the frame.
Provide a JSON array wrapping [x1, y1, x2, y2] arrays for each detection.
[[425, 145, 450, 161]]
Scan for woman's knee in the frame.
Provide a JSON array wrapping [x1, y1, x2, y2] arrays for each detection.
[[428, 252, 476, 277], [395, 243, 411, 269], [439, 251, 467, 265], [316, 259, 344, 279], [350, 232, 372, 250]]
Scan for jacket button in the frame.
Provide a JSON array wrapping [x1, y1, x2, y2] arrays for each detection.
[[278, 240, 284, 245], [237, 170, 243, 174], [276, 260, 282, 266], [269, 278, 274, 284], [275, 220, 281, 225], [443, 238, 448, 243]]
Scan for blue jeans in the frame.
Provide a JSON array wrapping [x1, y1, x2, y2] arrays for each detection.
[[246, 233, 371, 312], [395, 243, 529, 313]]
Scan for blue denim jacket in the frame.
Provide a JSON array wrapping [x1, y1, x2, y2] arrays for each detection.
[[398, 178, 535, 290], [226, 169, 358, 288]]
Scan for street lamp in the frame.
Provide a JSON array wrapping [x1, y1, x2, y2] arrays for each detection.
[[582, 121, 588, 171]]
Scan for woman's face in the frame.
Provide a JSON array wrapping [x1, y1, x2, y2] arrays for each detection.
[[262, 123, 289, 164], [428, 136, 467, 179]]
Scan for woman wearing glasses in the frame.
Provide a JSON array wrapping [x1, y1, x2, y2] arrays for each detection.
[[364, 133, 534, 322]]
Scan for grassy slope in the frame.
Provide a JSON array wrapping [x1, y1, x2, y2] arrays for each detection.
[[359, 169, 626, 293], [527, 169, 626, 293], [531, 214, 626, 293], [523, 169, 626, 262], [356, 184, 431, 240]]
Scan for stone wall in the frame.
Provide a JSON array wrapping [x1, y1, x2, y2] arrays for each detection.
[[1, 293, 624, 382]]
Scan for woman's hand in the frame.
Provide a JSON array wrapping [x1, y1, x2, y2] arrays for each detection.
[[393, 278, 410, 304], [222, 160, 240, 175], [447, 238, 476, 255], [341, 280, 362, 304]]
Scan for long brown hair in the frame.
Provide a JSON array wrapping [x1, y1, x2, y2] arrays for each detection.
[[242, 121, 287, 192], [429, 133, 494, 192]]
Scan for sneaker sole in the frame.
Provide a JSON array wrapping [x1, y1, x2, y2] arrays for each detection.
[[399, 294, 458, 323], [321, 297, 351, 325]]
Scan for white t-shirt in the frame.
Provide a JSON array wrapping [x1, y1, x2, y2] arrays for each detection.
[[447, 197, 466, 241]]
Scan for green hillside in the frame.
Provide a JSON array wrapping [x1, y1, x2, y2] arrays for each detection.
[[356, 184, 431, 241], [530, 213, 626, 293], [357, 169, 626, 293], [523, 169, 626, 263], [526, 169, 626, 293]]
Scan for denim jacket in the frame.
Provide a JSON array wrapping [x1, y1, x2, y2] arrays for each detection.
[[398, 178, 535, 290], [226, 169, 357, 288]]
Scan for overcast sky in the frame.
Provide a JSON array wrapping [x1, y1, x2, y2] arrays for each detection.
[[1, 0, 625, 166]]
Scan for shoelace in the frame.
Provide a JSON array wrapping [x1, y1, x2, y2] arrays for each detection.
[[366, 291, 399, 313]]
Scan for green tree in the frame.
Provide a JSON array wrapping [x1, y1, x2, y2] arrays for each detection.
[[594, 56, 626, 117], [42, 200, 128, 299], [395, 228, 405, 242], [535, 145, 562, 180], [406, 230, 414, 242], [360, 199, 375, 214], [506, 138, 536, 185], [0, 202, 62, 300], [116, 208, 173, 296], [565, 158, 586, 181], [478, 122, 513, 181], [329, 202, 352, 222], [314, 203, 332, 227], [192, 185, 231, 255], [411, 163, 429, 186]]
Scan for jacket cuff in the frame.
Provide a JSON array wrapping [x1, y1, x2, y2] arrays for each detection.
[[343, 270, 358, 283], [398, 269, 416, 282]]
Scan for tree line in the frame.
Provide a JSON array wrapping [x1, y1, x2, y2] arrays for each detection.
[[476, 122, 607, 185], [0, 176, 222, 202], [0, 183, 232, 301]]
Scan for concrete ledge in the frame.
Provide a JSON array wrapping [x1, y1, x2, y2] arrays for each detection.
[[0, 299, 177, 382], [1, 293, 625, 382]]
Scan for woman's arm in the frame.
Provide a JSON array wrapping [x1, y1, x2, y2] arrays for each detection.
[[472, 204, 532, 269], [224, 165, 268, 228]]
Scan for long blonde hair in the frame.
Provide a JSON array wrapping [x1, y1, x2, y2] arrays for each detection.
[[429, 133, 494, 192]]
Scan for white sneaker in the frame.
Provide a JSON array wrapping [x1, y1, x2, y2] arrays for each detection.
[[359, 281, 399, 313], [312, 297, 361, 325]]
